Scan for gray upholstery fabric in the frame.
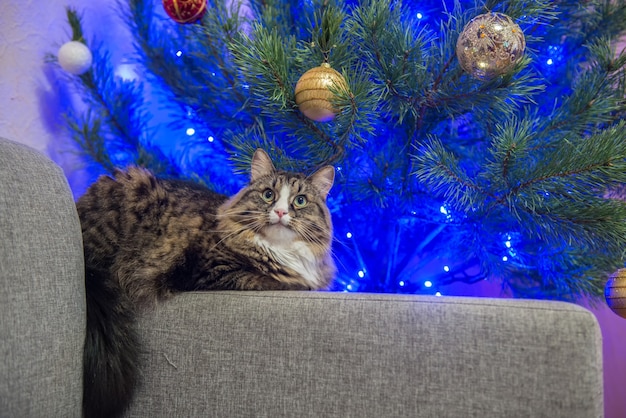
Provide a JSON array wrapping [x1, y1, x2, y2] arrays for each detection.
[[0, 138, 85, 417], [0, 137, 603, 418], [129, 291, 603, 418]]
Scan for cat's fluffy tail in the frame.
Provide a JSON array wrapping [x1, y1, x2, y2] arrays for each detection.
[[83, 269, 141, 418]]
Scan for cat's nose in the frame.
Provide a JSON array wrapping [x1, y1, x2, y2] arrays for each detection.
[[274, 209, 288, 218]]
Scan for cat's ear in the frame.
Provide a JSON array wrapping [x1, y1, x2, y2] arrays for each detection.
[[309, 166, 335, 199], [250, 149, 275, 182]]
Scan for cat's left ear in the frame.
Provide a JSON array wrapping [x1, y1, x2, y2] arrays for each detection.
[[250, 149, 275, 182], [309, 166, 335, 199]]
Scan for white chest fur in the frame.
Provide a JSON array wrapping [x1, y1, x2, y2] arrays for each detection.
[[253, 235, 323, 287]]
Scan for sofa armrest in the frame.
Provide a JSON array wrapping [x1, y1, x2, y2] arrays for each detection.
[[0, 138, 85, 417], [129, 291, 603, 417]]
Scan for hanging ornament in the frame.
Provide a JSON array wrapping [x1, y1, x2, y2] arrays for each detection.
[[162, 0, 207, 24], [605, 268, 626, 319], [456, 12, 526, 80], [294, 63, 348, 122], [57, 41, 93, 75]]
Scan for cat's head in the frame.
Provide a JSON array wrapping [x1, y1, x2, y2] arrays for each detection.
[[217, 149, 335, 271]]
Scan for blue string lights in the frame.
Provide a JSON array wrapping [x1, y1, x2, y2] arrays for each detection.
[[173, 6, 611, 299], [58, 1, 626, 301]]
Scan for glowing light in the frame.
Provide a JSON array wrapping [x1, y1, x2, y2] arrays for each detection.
[[505, 241, 512, 248], [440, 205, 448, 215], [424, 280, 433, 288], [186, 128, 196, 136], [416, 12, 423, 19], [443, 265, 450, 272], [399, 281, 405, 287], [546, 58, 554, 65], [346, 232, 353, 239], [207, 136, 214, 142], [358, 270, 365, 278], [346, 284, 353, 291], [435, 292, 442, 297], [502, 256, 509, 262], [115, 64, 138, 81], [176, 50, 183, 57]]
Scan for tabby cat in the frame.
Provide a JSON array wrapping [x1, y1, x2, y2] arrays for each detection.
[[78, 149, 336, 418]]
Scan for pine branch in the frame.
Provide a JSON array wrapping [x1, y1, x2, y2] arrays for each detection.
[[56, 6, 177, 175], [66, 7, 87, 43], [413, 136, 493, 212], [126, 0, 250, 132], [53, 0, 626, 301]]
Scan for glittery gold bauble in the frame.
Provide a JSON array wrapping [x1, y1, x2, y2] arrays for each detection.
[[162, 0, 207, 23], [605, 268, 626, 319], [456, 12, 526, 80], [294, 63, 348, 122]]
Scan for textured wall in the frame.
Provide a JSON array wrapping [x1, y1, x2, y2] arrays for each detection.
[[1, 1, 625, 416], [0, 1, 133, 196], [0, 1, 67, 152]]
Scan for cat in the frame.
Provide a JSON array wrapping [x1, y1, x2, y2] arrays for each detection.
[[77, 149, 336, 418]]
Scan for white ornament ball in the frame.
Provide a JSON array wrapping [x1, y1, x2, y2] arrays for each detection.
[[58, 41, 93, 75]]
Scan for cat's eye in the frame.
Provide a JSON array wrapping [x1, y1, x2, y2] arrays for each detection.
[[261, 189, 274, 203], [293, 195, 308, 208]]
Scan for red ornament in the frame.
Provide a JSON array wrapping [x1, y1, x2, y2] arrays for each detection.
[[162, 0, 207, 24]]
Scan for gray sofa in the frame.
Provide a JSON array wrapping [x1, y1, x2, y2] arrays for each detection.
[[0, 137, 604, 417]]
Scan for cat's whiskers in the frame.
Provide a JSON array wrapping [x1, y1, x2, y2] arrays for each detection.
[[295, 221, 327, 242], [209, 212, 272, 252], [293, 225, 321, 246], [207, 228, 241, 252], [215, 210, 266, 225], [210, 223, 264, 252], [331, 237, 352, 252], [214, 209, 266, 219]]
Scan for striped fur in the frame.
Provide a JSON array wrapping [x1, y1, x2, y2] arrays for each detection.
[[78, 149, 335, 417]]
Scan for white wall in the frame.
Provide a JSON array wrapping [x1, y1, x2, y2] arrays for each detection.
[[0, 0, 132, 196], [0, 1, 69, 152], [1, 2, 625, 416]]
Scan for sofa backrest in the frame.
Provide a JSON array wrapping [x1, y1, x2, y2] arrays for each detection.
[[0, 138, 85, 417]]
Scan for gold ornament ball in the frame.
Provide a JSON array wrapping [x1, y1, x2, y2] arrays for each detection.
[[456, 12, 526, 80], [605, 268, 626, 319], [295, 63, 348, 122]]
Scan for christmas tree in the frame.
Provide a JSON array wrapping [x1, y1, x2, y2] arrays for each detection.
[[51, 0, 626, 301]]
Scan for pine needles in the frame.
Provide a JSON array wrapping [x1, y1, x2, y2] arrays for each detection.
[[50, 0, 626, 300]]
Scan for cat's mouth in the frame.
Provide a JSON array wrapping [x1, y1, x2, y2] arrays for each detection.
[[269, 217, 290, 227], [261, 223, 297, 244]]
